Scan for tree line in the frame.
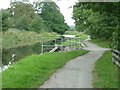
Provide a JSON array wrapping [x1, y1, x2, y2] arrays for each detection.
[[2, 0, 69, 34], [72, 2, 119, 50]]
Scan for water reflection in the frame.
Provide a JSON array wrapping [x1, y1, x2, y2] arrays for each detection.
[[2, 40, 54, 66]]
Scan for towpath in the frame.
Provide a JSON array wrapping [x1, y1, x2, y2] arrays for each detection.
[[40, 41, 110, 88]]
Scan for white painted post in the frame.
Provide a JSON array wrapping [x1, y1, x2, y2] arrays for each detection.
[[70, 38, 72, 50], [74, 38, 76, 48], [61, 38, 64, 51], [61, 38, 63, 44], [55, 39, 56, 45], [41, 37, 43, 54], [41, 44, 43, 54], [68, 38, 70, 51], [76, 38, 77, 50], [79, 38, 81, 49]]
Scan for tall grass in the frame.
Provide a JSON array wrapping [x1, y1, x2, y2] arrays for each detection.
[[2, 29, 58, 49]]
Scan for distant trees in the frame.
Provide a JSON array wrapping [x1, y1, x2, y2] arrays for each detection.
[[2, 1, 69, 34], [29, 15, 47, 32], [14, 15, 32, 30], [10, 2, 35, 18], [33, 1, 69, 34]]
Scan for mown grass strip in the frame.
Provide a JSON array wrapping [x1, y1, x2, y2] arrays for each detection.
[[90, 39, 111, 48], [2, 50, 88, 88], [93, 51, 118, 88]]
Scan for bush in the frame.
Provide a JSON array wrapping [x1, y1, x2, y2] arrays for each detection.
[[29, 15, 47, 33], [14, 15, 32, 30]]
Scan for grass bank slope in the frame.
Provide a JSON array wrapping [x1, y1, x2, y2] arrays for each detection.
[[2, 50, 88, 88], [2, 29, 58, 49], [93, 51, 118, 88]]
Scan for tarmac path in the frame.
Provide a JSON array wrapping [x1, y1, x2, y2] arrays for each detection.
[[40, 41, 110, 88]]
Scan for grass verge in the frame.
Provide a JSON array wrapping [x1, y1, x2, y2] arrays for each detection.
[[2, 49, 89, 88], [76, 32, 88, 40], [93, 51, 118, 88], [90, 39, 111, 48], [65, 31, 88, 40]]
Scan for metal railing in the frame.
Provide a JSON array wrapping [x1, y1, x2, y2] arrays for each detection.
[[40, 36, 84, 54]]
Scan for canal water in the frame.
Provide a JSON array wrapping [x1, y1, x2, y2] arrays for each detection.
[[2, 40, 55, 66]]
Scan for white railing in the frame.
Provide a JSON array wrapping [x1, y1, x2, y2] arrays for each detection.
[[40, 36, 84, 54]]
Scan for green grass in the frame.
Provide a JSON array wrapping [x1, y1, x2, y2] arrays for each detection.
[[76, 32, 88, 40], [2, 50, 89, 88], [90, 39, 111, 48], [65, 31, 88, 40], [60, 40, 71, 46], [59, 40, 83, 48], [0, 73, 1, 89], [2, 29, 59, 49], [93, 51, 118, 88]]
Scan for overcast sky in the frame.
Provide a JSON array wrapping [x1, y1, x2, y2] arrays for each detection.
[[0, 0, 78, 26]]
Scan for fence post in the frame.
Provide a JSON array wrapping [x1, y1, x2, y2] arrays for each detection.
[[41, 37, 43, 54], [112, 50, 120, 67], [79, 38, 82, 49]]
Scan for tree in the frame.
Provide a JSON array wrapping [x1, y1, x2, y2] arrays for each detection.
[[14, 15, 32, 30], [9, 1, 36, 30], [72, 2, 119, 40], [8, 1, 48, 32], [33, 1, 69, 34], [10, 1, 35, 18], [29, 15, 47, 33], [1, 9, 11, 31], [2, 0, 69, 34]]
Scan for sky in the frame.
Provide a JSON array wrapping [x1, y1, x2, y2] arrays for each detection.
[[0, 0, 78, 26]]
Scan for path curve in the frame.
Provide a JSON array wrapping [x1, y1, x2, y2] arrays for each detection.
[[40, 41, 110, 88]]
